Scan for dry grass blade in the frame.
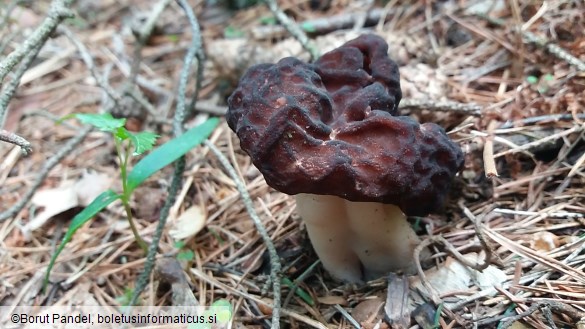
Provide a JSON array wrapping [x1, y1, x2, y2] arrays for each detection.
[[1, 0, 584, 328], [484, 228, 585, 282]]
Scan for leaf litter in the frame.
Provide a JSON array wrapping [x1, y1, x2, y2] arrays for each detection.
[[1, 0, 584, 328]]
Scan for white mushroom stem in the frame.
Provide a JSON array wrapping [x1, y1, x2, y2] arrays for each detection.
[[295, 193, 427, 283]]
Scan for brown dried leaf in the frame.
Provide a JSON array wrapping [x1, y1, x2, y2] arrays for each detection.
[[169, 205, 207, 240], [529, 231, 560, 252], [317, 295, 348, 306], [23, 182, 79, 239], [352, 297, 386, 329]]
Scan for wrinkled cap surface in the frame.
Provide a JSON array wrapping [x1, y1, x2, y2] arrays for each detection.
[[226, 34, 464, 216]]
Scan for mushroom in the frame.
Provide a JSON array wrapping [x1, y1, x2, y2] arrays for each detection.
[[226, 34, 464, 282]]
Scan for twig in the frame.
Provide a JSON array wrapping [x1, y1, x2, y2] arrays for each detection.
[[0, 129, 32, 155], [205, 140, 282, 329], [484, 228, 585, 282], [500, 301, 585, 329], [483, 121, 499, 178], [459, 204, 493, 272], [0, 126, 93, 222], [499, 113, 585, 129], [476, 14, 585, 72], [128, 0, 173, 86], [0, 0, 74, 83], [59, 27, 122, 105], [129, 157, 186, 308], [494, 125, 582, 158], [399, 99, 482, 116], [523, 31, 585, 72], [414, 203, 492, 307], [0, 42, 44, 126], [251, 7, 397, 39], [128, 0, 204, 307], [262, 0, 319, 61], [333, 304, 361, 329], [493, 208, 584, 219], [414, 235, 489, 304], [124, 89, 168, 123], [175, 0, 205, 121]]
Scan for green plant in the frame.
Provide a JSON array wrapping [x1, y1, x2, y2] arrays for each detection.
[[174, 240, 195, 262], [43, 114, 219, 290], [526, 73, 554, 94], [223, 26, 245, 39], [187, 299, 233, 329], [115, 286, 137, 306]]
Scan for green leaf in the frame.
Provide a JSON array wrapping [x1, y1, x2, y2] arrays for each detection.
[[224, 26, 245, 39], [526, 75, 538, 84], [127, 131, 160, 155], [212, 299, 233, 323], [300, 22, 316, 33], [74, 113, 126, 132], [126, 117, 219, 194], [114, 127, 131, 141], [259, 16, 277, 25], [115, 287, 135, 306], [176, 250, 194, 262], [44, 190, 121, 291], [174, 240, 186, 249]]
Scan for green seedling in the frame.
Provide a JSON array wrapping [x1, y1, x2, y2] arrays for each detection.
[[174, 239, 195, 262], [177, 249, 195, 262], [187, 299, 233, 329], [526, 73, 554, 94], [526, 75, 539, 84], [223, 26, 245, 39], [115, 286, 137, 306], [259, 16, 277, 25], [43, 114, 219, 291]]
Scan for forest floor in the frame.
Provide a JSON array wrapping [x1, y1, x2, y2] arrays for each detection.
[[1, 0, 584, 328]]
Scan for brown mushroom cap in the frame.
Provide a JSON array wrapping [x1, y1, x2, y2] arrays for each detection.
[[227, 34, 464, 216]]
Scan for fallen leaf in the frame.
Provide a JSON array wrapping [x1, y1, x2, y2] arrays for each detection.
[[169, 205, 206, 240], [23, 182, 79, 239], [317, 295, 348, 306], [410, 253, 507, 307], [257, 298, 273, 316], [530, 231, 559, 252], [21, 171, 113, 239], [75, 171, 114, 206], [352, 297, 386, 329], [508, 321, 531, 329]]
